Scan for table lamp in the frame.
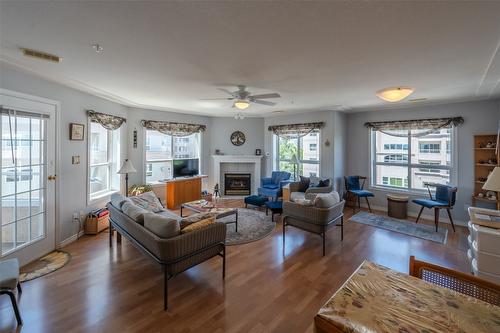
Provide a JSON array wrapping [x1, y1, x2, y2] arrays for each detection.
[[117, 159, 137, 196], [483, 167, 500, 192]]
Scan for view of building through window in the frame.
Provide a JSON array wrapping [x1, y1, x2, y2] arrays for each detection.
[[372, 128, 452, 190], [145, 130, 200, 183], [276, 130, 320, 179]]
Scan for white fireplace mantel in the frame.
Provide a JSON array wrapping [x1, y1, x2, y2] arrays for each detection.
[[211, 155, 263, 195]]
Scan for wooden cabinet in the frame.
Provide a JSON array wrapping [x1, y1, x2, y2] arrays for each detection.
[[165, 176, 206, 209]]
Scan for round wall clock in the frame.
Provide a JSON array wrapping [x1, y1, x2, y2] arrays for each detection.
[[230, 131, 246, 146]]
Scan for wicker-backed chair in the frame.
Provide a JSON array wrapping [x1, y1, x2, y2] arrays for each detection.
[[409, 256, 500, 306]]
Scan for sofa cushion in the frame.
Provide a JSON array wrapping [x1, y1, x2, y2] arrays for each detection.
[[290, 191, 306, 202], [314, 192, 340, 208], [110, 193, 130, 210], [295, 198, 315, 206], [181, 217, 216, 234], [180, 212, 217, 229], [122, 202, 149, 224], [143, 212, 180, 238], [158, 209, 182, 221], [298, 176, 310, 192], [130, 191, 164, 212]]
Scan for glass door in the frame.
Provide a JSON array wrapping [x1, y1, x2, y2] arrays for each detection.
[[1, 92, 56, 265]]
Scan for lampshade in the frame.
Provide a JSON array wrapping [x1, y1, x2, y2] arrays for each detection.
[[483, 167, 500, 192], [291, 154, 300, 165], [234, 100, 250, 110], [376, 87, 415, 102], [117, 159, 137, 174]]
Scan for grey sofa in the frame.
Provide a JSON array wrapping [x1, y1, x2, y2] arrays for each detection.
[[283, 196, 345, 256], [107, 201, 226, 310], [288, 178, 333, 202]]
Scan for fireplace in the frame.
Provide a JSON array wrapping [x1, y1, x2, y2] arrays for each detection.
[[224, 173, 251, 196]]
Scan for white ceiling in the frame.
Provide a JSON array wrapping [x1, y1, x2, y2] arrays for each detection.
[[1, 1, 500, 116]]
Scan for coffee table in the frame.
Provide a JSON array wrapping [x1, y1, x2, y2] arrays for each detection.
[[180, 200, 238, 232]]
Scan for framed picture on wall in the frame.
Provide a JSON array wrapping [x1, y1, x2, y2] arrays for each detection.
[[70, 123, 85, 140]]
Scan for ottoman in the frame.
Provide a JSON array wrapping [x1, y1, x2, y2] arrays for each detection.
[[244, 195, 268, 208], [265, 200, 283, 222]]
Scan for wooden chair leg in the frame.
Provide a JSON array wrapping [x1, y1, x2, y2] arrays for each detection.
[[5, 291, 22, 326], [434, 208, 440, 232], [365, 197, 372, 212], [446, 209, 456, 232], [415, 206, 424, 224], [357, 197, 361, 212]]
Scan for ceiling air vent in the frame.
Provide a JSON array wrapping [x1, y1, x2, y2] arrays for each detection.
[[21, 48, 61, 63]]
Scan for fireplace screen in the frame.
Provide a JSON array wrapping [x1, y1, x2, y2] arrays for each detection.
[[224, 173, 251, 196]]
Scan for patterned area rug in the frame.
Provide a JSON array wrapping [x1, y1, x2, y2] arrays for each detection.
[[349, 211, 448, 244], [218, 208, 275, 245], [20, 250, 71, 282]]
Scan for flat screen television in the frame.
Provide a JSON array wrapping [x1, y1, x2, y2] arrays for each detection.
[[173, 159, 199, 178]]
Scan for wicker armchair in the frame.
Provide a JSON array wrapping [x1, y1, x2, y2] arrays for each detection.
[[409, 256, 500, 306], [283, 199, 345, 256]]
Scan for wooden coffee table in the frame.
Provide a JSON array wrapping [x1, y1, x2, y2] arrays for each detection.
[[180, 200, 238, 232]]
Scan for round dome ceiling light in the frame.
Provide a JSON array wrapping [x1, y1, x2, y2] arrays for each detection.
[[234, 100, 250, 110], [376, 87, 414, 102]]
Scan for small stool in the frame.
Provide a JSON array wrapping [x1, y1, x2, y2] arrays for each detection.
[[244, 195, 268, 208], [0, 258, 23, 325], [387, 194, 409, 219], [265, 200, 283, 222]]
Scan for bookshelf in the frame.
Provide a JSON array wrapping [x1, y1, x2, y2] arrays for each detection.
[[472, 134, 499, 210]]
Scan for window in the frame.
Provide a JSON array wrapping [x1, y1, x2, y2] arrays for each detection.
[[145, 130, 200, 183], [275, 130, 320, 178], [372, 127, 453, 191], [88, 122, 120, 201]]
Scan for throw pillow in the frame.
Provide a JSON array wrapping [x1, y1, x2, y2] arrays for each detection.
[[295, 198, 314, 206], [143, 212, 180, 238], [309, 175, 320, 187], [122, 202, 149, 224], [110, 193, 130, 209], [180, 212, 217, 229], [314, 192, 341, 208], [181, 217, 216, 234], [130, 191, 164, 213], [298, 176, 310, 192], [317, 178, 330, 188]]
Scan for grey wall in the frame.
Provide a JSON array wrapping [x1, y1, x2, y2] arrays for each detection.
[[1, 63, 128, 243], [209, 117, 264, 156], [346, 99, 500, 224]]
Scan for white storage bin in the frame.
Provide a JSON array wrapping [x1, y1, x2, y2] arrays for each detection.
[[471, 258, 500, 284], [467, 235, 473, 251], [471, 241, 500, 275], [466, 249, 474, 265], [467, 221, 475, 239], [471, 224, 500, 255]]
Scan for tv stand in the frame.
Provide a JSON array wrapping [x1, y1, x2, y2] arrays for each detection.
[[164, 175, 207, 209]]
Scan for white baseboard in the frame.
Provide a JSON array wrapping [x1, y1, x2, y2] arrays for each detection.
[[354, 202, 466, 226], [58, 230, 85, 248]]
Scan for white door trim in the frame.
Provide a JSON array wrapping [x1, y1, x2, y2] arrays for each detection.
[[0, 88, 61, 252]]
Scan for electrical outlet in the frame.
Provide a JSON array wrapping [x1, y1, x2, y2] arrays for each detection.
[[73, 212, 79, 220], [79, 210, 85, 221]]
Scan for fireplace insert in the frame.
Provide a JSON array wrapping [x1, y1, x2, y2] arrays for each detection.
[[224, 173, 251, 196]]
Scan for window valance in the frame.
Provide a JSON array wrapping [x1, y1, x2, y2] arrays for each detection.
[[268, 122, 324, 139], [364, 117, 464, 137], [140, 120, 206, 137], [87, 110, 126, 130]]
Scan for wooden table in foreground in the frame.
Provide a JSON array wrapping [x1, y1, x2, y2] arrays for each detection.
[[315, 261, 500, 333]]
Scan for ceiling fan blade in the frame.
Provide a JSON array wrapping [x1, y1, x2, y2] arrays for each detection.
[[199, 97, 234, 100], [250, 93, 281, 99], [252, 99, 276, 106], [217, 88, 235, 96]]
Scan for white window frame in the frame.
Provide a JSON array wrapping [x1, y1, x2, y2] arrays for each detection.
[[87, 121, 120, 204], [143, 130, 201, 184], [369, 127, 458, 194], [274, 130, 321, 177]]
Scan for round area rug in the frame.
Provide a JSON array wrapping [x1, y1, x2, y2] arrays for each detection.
[[218, 208, 275, 245], [19, 250, 71, 282]]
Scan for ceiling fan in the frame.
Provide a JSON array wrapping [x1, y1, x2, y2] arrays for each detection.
[[202, 85, 281, 109]]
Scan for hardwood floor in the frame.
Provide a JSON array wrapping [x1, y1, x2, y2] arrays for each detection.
[[0, 200, 469, 333]]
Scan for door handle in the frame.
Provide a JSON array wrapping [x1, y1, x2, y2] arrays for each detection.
[[48, 175, 57, 181]]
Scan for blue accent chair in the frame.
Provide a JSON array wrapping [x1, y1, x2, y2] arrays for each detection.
[[258, 171, 291, 200], [345, 176, 374, 212], [413, 183, 457, 232]]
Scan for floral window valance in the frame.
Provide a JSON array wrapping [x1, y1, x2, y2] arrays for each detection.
[[268, 122, 325, 139], [364, 117, 464, 137], [140, 120, 206, 137], [87, 110, 126, 130]]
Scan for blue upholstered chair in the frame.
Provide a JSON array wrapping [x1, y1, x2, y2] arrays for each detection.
[[344, 176, 374, 212], [258, 171, 291, 200], [413, 183, 457, 232]]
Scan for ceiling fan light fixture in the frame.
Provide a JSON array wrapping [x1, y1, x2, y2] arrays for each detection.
[[376, 87, 414, 102], [234, 100, 250, 110]]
